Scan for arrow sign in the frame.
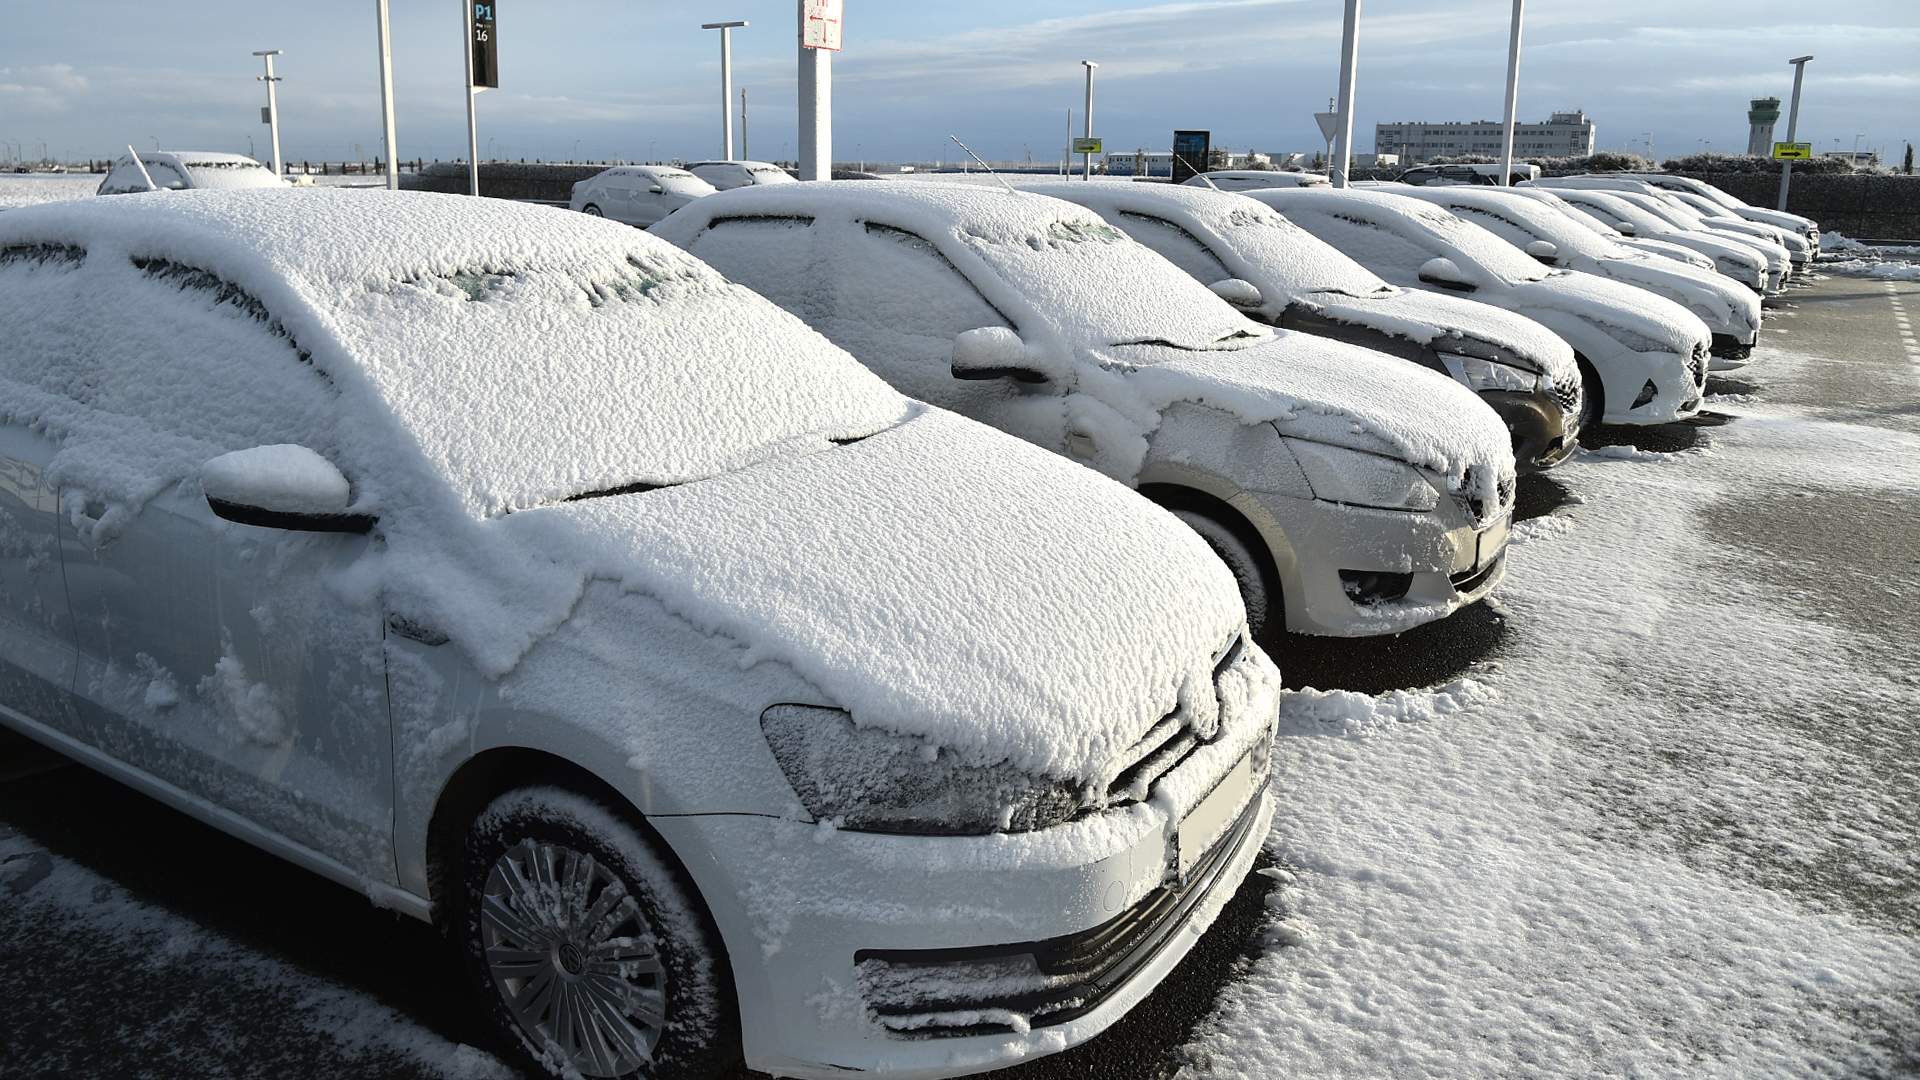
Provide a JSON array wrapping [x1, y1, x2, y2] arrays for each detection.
[[1315, 111, 1340, 142]]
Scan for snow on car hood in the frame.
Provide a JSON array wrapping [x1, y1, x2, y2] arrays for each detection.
[[1596, 253, 1761, 334], [1510, 269, 1712, 355], [505, 407, 1250, 783], [1093, 332, 1515, 508], [1299, 287, 1578, 383]]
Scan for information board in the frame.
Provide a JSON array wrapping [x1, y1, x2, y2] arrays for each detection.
[[471, 2, 499, 88]]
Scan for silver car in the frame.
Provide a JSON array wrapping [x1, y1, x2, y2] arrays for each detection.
[[569, 165, 715, 227]]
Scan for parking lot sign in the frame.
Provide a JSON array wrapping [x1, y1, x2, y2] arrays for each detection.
[[802, 0, 842, 51], [1772, 142, 1811, 161], [471, 1, 499, 88], [1072, 137, 1102, 155]]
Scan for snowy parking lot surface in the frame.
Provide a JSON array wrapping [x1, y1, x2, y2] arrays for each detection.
[[2, 273, 1916, 1078]]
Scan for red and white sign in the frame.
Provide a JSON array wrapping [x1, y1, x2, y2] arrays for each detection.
[[802, 0, 843, 51]]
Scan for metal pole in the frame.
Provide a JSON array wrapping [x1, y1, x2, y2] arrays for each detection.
[[1064, 108, 1072, 176], [1777, 55, 1811, 211], [703, 22, 748, 161], [797, 2, 831, 181], [1330, 0, 1361, 188], [375, 0, 400, 189], [1498, 0, 1524, 186], [741, 88, 750, 160], [463, 0, 480, 195], [1081, 60, 1098, 180], [254, 50, 284, 178]]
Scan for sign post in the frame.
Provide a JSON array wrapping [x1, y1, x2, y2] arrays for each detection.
[[1330, 0, 1361, 188], [1771, 142, 1812, 161], [252, 50, 284, 178], [1080, 60, 1098, 180], [799, 0, 841, 182], [702, 21, 749, 161], [1776, 54, 1812, 211], [376, 0, 399, 190], [463, 0, 497, 196]]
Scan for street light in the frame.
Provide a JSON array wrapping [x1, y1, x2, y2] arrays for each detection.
[[701, 21, 748, 161], [1777, 54, 1813, 211], [253, 49, 284, 177], [1080, 60, 1098, 181]]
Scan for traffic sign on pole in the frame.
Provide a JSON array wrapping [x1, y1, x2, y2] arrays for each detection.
[[802, 0, 842, 51], [1313, 111, 1339, 142], [1072, 137, 1103, 155], [1772, 142, 1812, 161]]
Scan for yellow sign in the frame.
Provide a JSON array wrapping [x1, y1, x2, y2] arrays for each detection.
[[1772, 142, 1812, 161], [1072, 137, 1103, 155]]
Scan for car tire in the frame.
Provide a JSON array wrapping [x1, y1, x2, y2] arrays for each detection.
[[582, 204, 605, 217], [455, 786, 738, 1080], [1169, 507, 1279, 637], [1575, 355, 1605, 436]]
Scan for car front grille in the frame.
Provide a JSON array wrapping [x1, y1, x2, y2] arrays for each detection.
[[1687, 343, 1709, 389], [1100, 634, 1243, 806], [1456, 466, 1516, 526], [1550, 377, 1582, 417], [853, 784, 1266, 1039]]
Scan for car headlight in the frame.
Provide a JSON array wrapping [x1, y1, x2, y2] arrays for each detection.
[[1437, 352, 1541, 394], [1285, 439, 1439, 512], [761, 705, 1086, 835], [1590, 319, 1678, 355]]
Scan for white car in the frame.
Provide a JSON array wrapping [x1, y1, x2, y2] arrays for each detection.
[[1500, 186, 1723, 272], [1246, 187, 1714, 428], [569, 165, 715, 227], [656, 182, 1518, 638], [1529, 185, 1774, 294], [1184, 170, 1330, 191], [1543, 174, 1812, 267], [686, 159, 799, 191], [1391, 185, 1764, 366], [96, 150, 287, 195], [1396, 163, 1540, 186], [0, 189, 1284, 1080], [1027, 180, 1587, 467], [1603, 172, 1820, 254]]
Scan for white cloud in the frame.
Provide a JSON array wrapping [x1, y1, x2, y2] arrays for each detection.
[[0, 63, 90, 114]]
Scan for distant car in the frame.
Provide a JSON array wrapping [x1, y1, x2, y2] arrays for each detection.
[[1499, 186, 1723, 271], [1601, 172, 1819, 254], [0, 188, 1283, 1080], [1535, 176, 1809, 269], [1391, 184, 1764, 365], [96, 151, 287, 195], [686, 159, 800, 191], [1246, 186, 1714, 428], [657, 182, 1519, 638], [1029, 180, 1586, 468], [1642, 190, 1811, 270], [569, 165, 715, 226], [1530, 186, 1775, 294], [1396, 163, 1540, 187], [1184, 170, 1330, 191]]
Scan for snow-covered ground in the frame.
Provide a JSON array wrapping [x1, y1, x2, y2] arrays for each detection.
[[0, 173, 100, 208]]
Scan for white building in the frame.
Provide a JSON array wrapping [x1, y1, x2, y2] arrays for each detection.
[[1374, 111, 1596, 162]]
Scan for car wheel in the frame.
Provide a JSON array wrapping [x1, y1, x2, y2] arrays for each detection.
[[1575, 355, 1605, 436], [456, 786, 738, 1079], [582, 204, 604, 217], [1169, 507, 1279, 637]]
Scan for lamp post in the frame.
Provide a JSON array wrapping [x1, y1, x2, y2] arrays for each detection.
[[1777, 54, 1812, 210], [701, 21, 748, 161], [1498, 0, 1524, 186], [375, 0, 400, 189], [1330, 0, 1361, 187], [1080, 60, 1098, 180], [252, 50, 284, 177]]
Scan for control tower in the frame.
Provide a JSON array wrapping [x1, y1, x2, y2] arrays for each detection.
[[1747, 97, 1781, 157]]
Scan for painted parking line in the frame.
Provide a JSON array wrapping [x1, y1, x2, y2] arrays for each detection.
[[1890, 282, 1920, 364]]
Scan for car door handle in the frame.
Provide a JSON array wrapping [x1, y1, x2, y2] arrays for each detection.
[[386, 614, 449, 646]]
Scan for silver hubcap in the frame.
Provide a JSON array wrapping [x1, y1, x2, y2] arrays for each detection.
[[482, 839, 667, 1077]]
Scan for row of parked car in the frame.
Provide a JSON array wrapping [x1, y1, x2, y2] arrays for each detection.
[[6, 157, 1817, 1079]]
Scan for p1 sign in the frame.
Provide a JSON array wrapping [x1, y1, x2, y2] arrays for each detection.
[[802, 0, 842, 51], [471, 1, 499, 88]]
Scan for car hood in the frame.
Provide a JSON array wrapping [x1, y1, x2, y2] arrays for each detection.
[[1297, 287, 1578, 384], [1093, 331, 1515, 511], [1510, 270, 1711, 355], [499, 406, 1251, 784], [1594, 254, 1761, 334]]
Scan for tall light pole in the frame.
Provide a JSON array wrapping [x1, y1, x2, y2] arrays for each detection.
[[1777, 54, 1812, 211], [375, 0, 400, 189], [701, 21, 748, 161], [1330, 0, 1361, 187], [1498, 0, 1524, 186], [1080, 60, 1098, 180], [253, 49, 284, 177], [740, 88, 750, 159]]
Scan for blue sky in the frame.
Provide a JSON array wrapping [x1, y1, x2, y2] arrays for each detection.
[[2, 1, 1914, 165]]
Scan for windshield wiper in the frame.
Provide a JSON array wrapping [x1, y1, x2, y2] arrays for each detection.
[[1112, 328, 1263, 351], [564, 480, 668, 503]]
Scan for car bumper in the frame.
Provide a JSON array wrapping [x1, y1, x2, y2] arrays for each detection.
[[652, 684, 1280, 1079], [1708, 332, 1755, 369], [1600, 344, 1708, 425], [1230, 488, 1511, 637], [1480, 386, 1577, 472]]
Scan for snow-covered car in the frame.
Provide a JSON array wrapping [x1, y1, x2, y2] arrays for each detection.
[[1529, 185, 1774, 294], [1244, 187, 1713, 427], [0, 189, 1285, 1080], [1392, 184, 1764, 364], [1602, 172, 1819, 254], [1396, 163, 1539, 186], [1540, 175, 1811, 268], [655, 182, 1518, 638], [96, 150, 287, 195], [1500, 186, 1723, 272], [1532, 184, 1787, 293], [686, 159, 799, 191], [1184, 170, 1330, 191], [1027, 180, 1586, 468], [569, 165, 715, 227]]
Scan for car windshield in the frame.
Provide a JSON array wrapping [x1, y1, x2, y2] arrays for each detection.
[[1627, 194, 1708, 229], [958, 218, 1263, 352], [748, 166, 797, 184], [1443, 197, 1622, 261], [181, 159, 283, 190], [336, 251, 908, 515], [646, 170, 711, 195], [1204, 203, 1393, 298], [1565, 192, 1673, 236], [1392, 201, 1550, 284]]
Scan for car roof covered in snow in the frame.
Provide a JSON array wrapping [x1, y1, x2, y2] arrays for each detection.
[[1242, 186, 1552, 284], [1387, 185, 1629, 260]]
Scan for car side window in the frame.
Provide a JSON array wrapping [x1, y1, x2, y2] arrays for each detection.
[[1450, 205, 1540, 249], [1118, 212, 1231, 284], [1308, 212, 1439, 277], [688, 215, 825, 323]]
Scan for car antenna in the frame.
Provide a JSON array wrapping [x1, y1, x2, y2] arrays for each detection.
[[1174, 153, 1219, 190], [948, 135, 1017, 195], [125, 144, 159, 191]]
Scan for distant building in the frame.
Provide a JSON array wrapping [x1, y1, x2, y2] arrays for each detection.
[[1746, 98, 1781, 157], [1354, 152, 1400, 170], [1374, 111, 1596, 163], [1821, 149, 1879, 169]]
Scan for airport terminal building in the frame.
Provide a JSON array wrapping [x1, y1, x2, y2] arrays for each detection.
[[1375, 111, 1597, 162]]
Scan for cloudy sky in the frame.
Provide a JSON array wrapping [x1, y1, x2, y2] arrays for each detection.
[[2, 1, 1914, 166]]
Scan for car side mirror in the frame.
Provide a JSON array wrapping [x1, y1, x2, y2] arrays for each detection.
[[648, 185, 664, 194], [1525, 240, 1559, 264], [1208, 278, 1264, 309], [1614, 222, 1638, 236], [1417, 257, 1476, 292], [951, 327, 1052, 384], [202, 445, 373, 534]]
